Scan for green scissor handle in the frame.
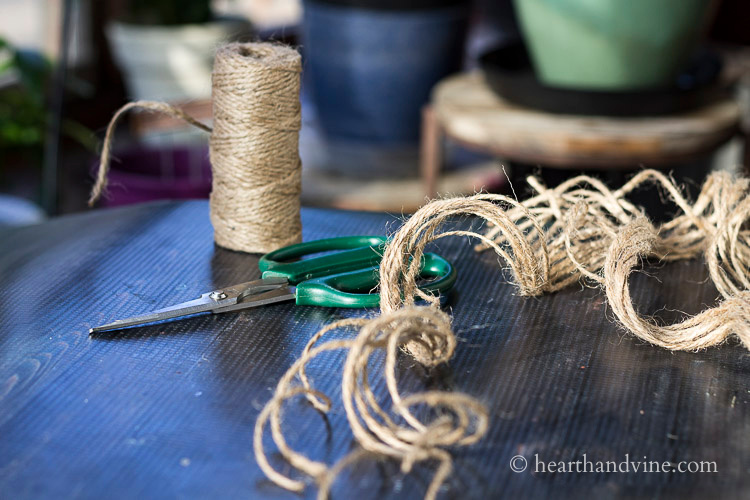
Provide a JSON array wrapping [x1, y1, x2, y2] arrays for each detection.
[[259, 236, 457, 308], [260, 235, 388, 283]]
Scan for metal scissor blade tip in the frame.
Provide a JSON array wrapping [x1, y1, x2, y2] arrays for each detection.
[[90, 322, 123, 334]]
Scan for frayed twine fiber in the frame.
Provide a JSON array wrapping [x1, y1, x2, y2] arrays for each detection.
[[253, 308, 488, 500], [255, 168, 750, 499], [89, 42, 302, 254]]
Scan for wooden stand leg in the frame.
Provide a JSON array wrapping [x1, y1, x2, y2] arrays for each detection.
[[420, 105, 443, 199]]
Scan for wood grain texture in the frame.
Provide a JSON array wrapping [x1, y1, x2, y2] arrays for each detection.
[[0, 201, 748, 499], [432, 72, 740, 168]]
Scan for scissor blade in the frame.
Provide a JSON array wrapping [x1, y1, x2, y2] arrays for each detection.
[[89, 295, 226, 334], [212, 286, 297, 314], [89, 278, 293, 334], [236, 277, 288, 300]]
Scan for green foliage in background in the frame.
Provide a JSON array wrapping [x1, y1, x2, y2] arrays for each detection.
[[0, 38, 50, 150], [0, 37, 93, 181], [124, 0, 213, 25]]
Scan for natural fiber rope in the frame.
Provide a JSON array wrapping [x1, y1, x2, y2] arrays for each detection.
[[88, 42, 303, 254], [255, 168, 750, 498], [210, 43, 302, 252], [253, 308, 488, 500], [88, 101, 212, 206]]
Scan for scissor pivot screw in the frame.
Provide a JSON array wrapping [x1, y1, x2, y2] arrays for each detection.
[[209, 291, 227, 301]]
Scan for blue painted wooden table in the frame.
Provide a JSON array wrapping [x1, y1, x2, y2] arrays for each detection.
[[1, 201, 747, 498]]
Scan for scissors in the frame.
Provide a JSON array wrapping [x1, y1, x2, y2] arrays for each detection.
[[90, 235, 456, 334]]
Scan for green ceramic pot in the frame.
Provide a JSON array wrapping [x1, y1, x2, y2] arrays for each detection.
[[513, 0, 715, 90]]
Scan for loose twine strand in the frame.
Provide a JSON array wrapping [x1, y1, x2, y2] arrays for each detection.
[[89, 43, 302, 254], [255, 168, 750, 499], [88, 101, 212, 207]]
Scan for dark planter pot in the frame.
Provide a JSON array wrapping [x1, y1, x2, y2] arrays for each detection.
[[302, 0, 469, 145], [93, 146, 212, 207]]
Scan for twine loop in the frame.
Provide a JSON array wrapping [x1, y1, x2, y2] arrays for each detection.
[[254, 307, 487, 500], [257, 168, 750, 499]]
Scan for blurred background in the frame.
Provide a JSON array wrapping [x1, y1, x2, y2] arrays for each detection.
[[0, 0, 749, 226]]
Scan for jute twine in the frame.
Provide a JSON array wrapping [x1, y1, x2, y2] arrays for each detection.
[[210, 43, 302, 252], [89, 42, 303, 254], [255, 168, 750, 499], [254, 308, 488, 500]]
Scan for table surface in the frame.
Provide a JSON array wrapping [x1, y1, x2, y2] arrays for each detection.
[[1, 201, 749, 499]]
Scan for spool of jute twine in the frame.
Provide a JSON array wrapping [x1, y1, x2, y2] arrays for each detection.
[[89, 42, 303, 254], [210, 43, 302, 252]]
